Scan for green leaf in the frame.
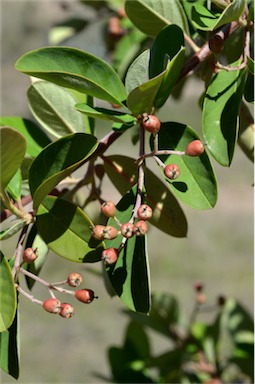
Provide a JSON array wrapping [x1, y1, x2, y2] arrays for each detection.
[[6, 169, 22, 201], [0, 309, 19, 379], [0, 220, 26, 241], [125, 0, 189, 36], [203, 63, 246, 166], [155, 122, 217, 209], [29, 133, 98, 210], [103, 155, 187, 237], [106, 188, 151, 313], [75, 103, 136, 126], [0, 252, 17, 332], [125, 50, 150, 95], [192, 0, 246, 31], [15, 46, 127, 105], [27, 81, 85, 139], [36, 196, 104, 262], [0, 127, 26, 192], [0, 117, 50, 158]]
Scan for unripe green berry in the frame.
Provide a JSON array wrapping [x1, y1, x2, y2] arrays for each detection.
[[121, 222, 134, 238], [100, 201, 116, 218], [142, 114, 161, 134], [133, 220, 148, 236], [23, 247, 38, 263], [101, 248, 119, 265], [164, 164, 180, 180], [42, 298, 61, 314], [59, 303, 75, 319], [75, 289, 98, 304], [185, 140, 204, 157], [137, 204, 153, 220], [67, 272, 83, 287]]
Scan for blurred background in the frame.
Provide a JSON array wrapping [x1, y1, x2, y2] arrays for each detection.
[[1, 1, 253, 382]]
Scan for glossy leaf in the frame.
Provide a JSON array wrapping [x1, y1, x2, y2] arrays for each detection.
[[75, 103, 136, 126], [29, 133, 98, 210], [0, 252, 17, 332], [15, 46, 127, 105], [0, 220, 26, 241], [125, 49, 150, 95], [103, 155, 187, 237], [6, 169, 22, 201], [125, 0, 189, 36], [36, 196, 104, 262], [192, 0, 246, 31], [105, 188, 151, 313], [27, 81, 85, 139], [0, 127, 26, 192], [0, 116, 50, 158], [0, 309, 19, 379], [155, 122, 217, 209], [203, 63, 246, 166]]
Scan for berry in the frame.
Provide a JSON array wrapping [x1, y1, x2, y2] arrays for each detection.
[[75, 289, 98, 304], [59, 303, 74, 319], [100, 201, 116, 218], [42, 298, 61, 314], [142, 114, 161, 134], [121, 222, 134, 238], [209, 35, 224, 54], [92, 225, 119, 241], [67, 272, 83, 287], [133, 220, 148, 236], [164, 164, 180, 180], [194, 282, 204, 292], [185, 140, 204, 157], [101, 248, 119, 265], [23, 247, 38, 263], [217, 295, 226, 306], [137, 204, 153, 220], [196, 292, 207, 305]]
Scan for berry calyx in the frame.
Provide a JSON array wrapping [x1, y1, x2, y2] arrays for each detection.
[[100, 201, 116, 218], [42, 298, 61, 314], [23, 247, 38, 263], [133, 220, 148, 236], [164, 164, 180, 180], [142, 114, 161, 134], [75, 289, 98, 304], [185, 140, 204, 157], [137, 204, 153, 220], [121, 222, 134, 238], [101, 248, 119, 265], [59, 303, 75, 319], [67, 272, 83, 287], [92, 225, 119, 241]]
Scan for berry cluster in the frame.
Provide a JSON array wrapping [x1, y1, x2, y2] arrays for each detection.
[[93, 201, 153, 266]]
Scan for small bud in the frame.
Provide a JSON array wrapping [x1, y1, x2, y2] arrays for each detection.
[[75, 289, 98, 304], [42, 298, 61, 314], [100, 201, 116, 218], [164, 164, 180, 180], [142, 114, 161, 134], [194, 282, 204, 292], [101, 248, 119, 265], [217, 295, 226, 306], [133, 220, 148, 236], [23, 247, 38, 263], [185, 140, 204, 157], [137, 204, 153, 220], [121, 222, 134, 238], [59, 303, 74, 319], [67, 272, 83, 287]]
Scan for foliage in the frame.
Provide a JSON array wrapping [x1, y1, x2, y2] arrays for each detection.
[[0, 0, 253, 380]]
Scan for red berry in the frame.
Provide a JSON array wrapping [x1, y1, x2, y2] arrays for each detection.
[[92, 225, 119, 241], [194, 282, 204, 292], [185, 140, 204, 157], [121, 222, 134, 238], [137, 204, 153, 220], [100, 201, 116, 218], [42, 298, 61, 314], [164, 164, 180, 180], [23, 247, 38, 263], [101, 248, 119, 265], [67, 272, 83, 287], [75, 289, 98, 304], [133, 220, 148, 236], [142, 114, 161, 134], [59, 303, 74, 319]]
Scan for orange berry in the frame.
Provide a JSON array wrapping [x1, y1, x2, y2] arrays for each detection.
[[185, 140, 204, 156], [164, 164, 180, 180]]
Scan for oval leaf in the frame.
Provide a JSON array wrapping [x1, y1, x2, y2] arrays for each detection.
[[203, 63, 246, 166], [155, 122, 218, 209], [103, 155, 187, 237], [125, 0, 189, 36], [29, 133, 98, 210], [0, 127, 26, 192], [15, 46, 127, 105], [0, 220, 26, 241], [125, 50, 150, 95], [0, 310, 19, 379], [27, 81, 85, 139], [105, 187, 151, 313], [36, 196, 104, 262], [0, 252, 17, 332]]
